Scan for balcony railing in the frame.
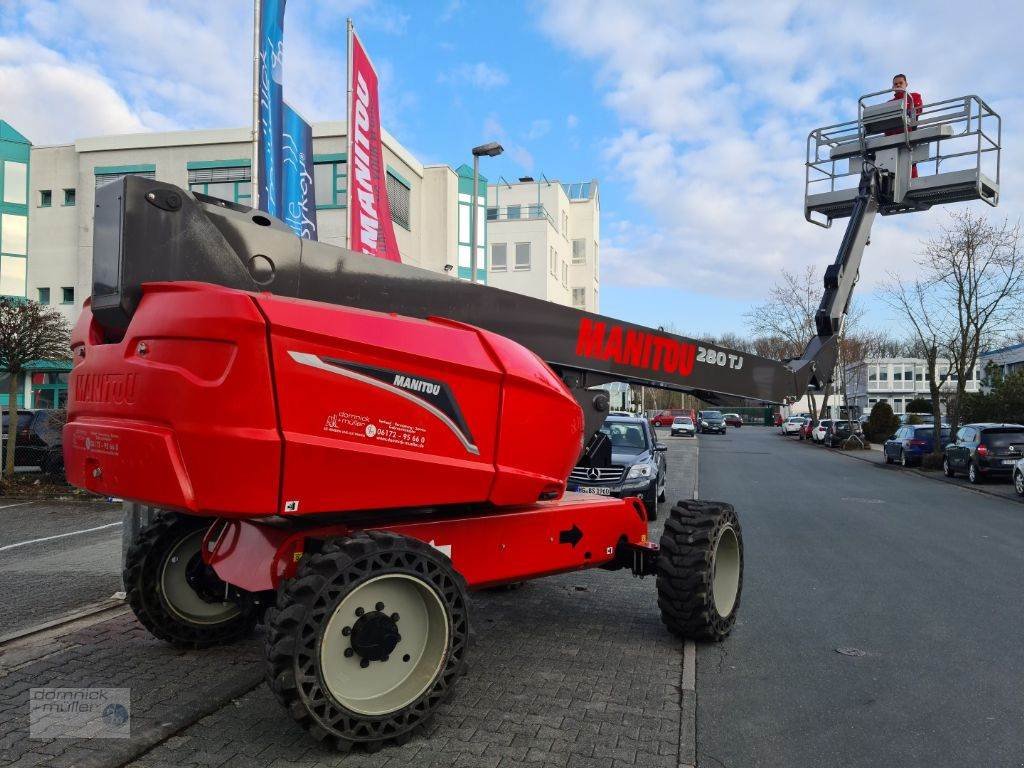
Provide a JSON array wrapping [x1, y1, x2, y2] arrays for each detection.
[[487, 204, 556, 229]]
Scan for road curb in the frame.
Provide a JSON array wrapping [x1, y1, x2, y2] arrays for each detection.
[[0, 595, 127, 647]]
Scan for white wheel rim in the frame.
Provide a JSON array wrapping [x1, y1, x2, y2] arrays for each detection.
[[160, 530, 241, 625], [1016, 473, 1023, 495], [711, 525, 741, 618], [320, 574, 449, 716]]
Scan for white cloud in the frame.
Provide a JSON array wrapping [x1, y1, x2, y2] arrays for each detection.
[[526, 119, 551, 140], [509, 145, 535, 172], [566, 113, 579, 129], [438, 62, 509, 90], [537, 0, 1024, 305]]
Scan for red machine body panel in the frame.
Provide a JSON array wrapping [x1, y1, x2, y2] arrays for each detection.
[[203, 493, 651, 592], [64, 282, 585, 517]]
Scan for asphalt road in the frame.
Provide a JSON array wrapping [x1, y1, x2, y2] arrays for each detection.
[[693, 426, 1024, 768], [0, 498, 122, 636]]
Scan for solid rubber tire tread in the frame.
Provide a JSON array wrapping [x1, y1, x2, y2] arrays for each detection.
[[123, 511, 258, 649], [656, 499, 743, 642], [264, 531, 470, 753]]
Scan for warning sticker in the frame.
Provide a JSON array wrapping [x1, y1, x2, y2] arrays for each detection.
[[73, 430, 120, 457], [324, 411, 428, 450]]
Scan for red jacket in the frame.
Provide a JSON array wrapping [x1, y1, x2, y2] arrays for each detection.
[[886, 90, 924, 177]]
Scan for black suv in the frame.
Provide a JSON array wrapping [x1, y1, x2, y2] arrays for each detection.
[[568, 416, 668, 519], [697, 410, 726, 435], [825, 419, 864, 447], [943, 423, 1024, 484], [1, 409, 65, 473]]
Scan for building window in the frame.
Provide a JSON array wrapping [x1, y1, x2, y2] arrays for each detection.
[[38, 287, 49, 305], [188, 166, 252, 204], [507, 205, 521, 220], [64, 188, 76, 206], [486, 207, 497, 221], [868, 368, 877, 381], [95, 169, 155, 189], [572, 287, 586, 308], [562, 261, 567, 286], [39, 190, 52, 207], [62, 286, 74, 304], [549, 246, 556, 277], [894, 369, 902, 381], [3, 161, 27, 205], [561, 210, 568, 237], [491, 243, 507, 271], [514, 242, 530, 270], [313, 161, 347, 208], [572, 238, 586, 264], [386, 170, 411, 230], [1, 213, 27, 255], [0, 256, 26, 297], [879, 369, 888, 381]]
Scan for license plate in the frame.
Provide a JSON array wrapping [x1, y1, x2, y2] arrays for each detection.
[[1003, 459, 1017, 466], [576, 486, 612, 496]]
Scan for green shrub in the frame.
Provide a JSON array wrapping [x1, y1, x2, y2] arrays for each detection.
[[866, 401, 899, 442], [906, 397, 931, 414]]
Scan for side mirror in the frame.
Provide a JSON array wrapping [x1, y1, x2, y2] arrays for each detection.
[[889, 435, 897, 441], [655, 445, 668, 452]]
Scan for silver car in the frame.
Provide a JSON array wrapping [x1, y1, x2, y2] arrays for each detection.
[[671, 416, 696, 437]]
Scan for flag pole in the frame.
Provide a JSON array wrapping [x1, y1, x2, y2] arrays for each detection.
[[345, 18, 354, 250], [251, 0, 261, 211]]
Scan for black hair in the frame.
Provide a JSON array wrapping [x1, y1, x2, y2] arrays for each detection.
[[892, 73, 907, 83]]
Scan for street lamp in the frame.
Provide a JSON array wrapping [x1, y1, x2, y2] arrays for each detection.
[[470, 142, 503, 283]]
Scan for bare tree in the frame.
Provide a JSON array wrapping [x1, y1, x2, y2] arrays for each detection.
[[927, 212, 1024, 428], [0, 298, 72, 483], [745, 266, 868, 418]]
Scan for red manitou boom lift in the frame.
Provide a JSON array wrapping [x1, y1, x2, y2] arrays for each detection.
[[64, 90, 999, 751]]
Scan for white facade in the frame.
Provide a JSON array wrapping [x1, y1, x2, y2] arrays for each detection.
[[844, 357, 982, 415], [485, 178, 600, 312]]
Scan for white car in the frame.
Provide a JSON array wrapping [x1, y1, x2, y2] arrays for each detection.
[[1015, 458, 1024, 497], [671, 416, 696, 437], [781, 416, 805, 435], [811, 419, 833, 444]]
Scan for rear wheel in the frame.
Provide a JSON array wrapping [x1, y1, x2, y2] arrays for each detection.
[[124, 513, 258, 648], [657, 500, 743, 642], [943, 457, 955, 477], [900, 451, 910, 468], [968, 462, 981, 484], [266, 532, 469, 752]]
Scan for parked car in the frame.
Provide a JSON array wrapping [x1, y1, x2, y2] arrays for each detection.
[[797, 419, 814, 440], [943, 423, 1024, 484], [1014, 457, 1024, 497], [780, 415, 805, 435], [670, 416, 696, 437], [1, 409, 64, 473], [811, 419, 833, 444], [723, 413, 743, 428], [883, 425, 952, 467], [651, 409, 691, 427], [697, 410, 727, 435], [824, 419, 864, 447], [568, 415, 668, 518]]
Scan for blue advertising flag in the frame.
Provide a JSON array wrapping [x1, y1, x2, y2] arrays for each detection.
[[281, 102, 318, 240], [257, 0, 286, 216]]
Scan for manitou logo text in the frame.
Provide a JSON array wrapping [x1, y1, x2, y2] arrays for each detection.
[[75, 373, 138, 405], [575, 318, 697, 377], [392, 374, 441, 397]]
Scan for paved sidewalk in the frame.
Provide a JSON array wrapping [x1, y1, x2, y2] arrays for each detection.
[[1, 439, 700, 768]]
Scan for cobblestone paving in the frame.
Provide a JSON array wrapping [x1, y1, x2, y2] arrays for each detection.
[[1, 436, 698, 768]]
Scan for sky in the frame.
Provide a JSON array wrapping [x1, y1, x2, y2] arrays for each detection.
[[1, 0, 1022, 339]]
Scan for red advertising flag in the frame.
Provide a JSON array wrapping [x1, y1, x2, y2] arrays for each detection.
[[346, 22, 401, 262]]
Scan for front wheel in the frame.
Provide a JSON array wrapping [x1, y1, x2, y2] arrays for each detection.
[[900, 451, 910, 468], [943, 458, 955, 477], [124, 513, 258, 648], [265, 532, 469, 752], [657, 500, 743, 642], [1014, 471, 1024, 497]]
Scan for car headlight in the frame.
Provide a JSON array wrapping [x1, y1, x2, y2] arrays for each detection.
[[700, 420, 708, 427], [626, 460, 655, 480]]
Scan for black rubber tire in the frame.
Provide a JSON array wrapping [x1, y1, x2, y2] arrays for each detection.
[[644, 488, 659, 521], [884, 451, 893, 465], [943, 457, 955, 477], [123, 512, 258, 648], [1014, 470, 1024, 497], [265, 531, 470, 753], [656, 500, 743, 642], [968, 462, 981, 484], [900, 451, 910, 468], [658, 487, 667, 504]]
